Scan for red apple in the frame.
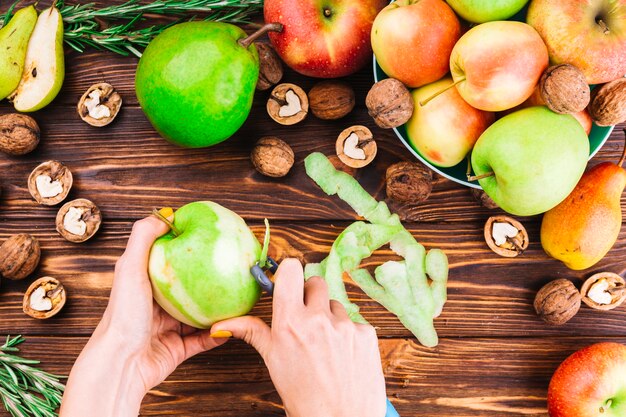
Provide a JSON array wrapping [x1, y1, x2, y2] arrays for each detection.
[[450, 21, 549, 112], [371, 0, 461, 88], [407, 77, 494, 167], [527, 0, 626, 85], [264, 0, 386, 78], [504, 87, 593, 135], [548, 342, 626, 417]]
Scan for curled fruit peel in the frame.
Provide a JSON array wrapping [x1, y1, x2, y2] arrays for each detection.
[[304, 153, 449, 347]]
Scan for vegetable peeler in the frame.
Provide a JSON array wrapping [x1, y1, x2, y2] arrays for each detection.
[[250, 256, 278, 296]]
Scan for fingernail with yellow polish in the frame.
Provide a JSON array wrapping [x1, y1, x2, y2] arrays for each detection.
[[159, 207, 174, 220], [210, 330, 232, 339]]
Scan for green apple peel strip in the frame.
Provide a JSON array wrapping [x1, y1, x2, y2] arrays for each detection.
[[303, 153, 449, 347]]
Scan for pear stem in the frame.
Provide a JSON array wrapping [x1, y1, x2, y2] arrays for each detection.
[[618, 129, 626, 167], [238, 22, 284, 49], [152, 208, 180, 237], [418, 78, 465, 107], [467, 171, 494, 182]]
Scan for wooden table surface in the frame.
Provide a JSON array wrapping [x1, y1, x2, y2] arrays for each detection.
[[1, 4, 626, 416]]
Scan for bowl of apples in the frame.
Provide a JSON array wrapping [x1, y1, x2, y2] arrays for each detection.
[[372, 0, 617, 190]]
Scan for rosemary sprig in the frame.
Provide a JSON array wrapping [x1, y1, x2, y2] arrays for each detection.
[[0, 0, 263, 57], [0, 336, 65, 417]]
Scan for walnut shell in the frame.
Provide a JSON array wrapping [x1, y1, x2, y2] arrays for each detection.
[[255, 42, 283, 91], [471, 188, 499, 209], [0, 113, 40, 156], [539, 64, 590, 114], [267, 83, 308, 125], [366, 78, 414, 129], [77, 83, 122, 127], [580, 272, 626, 311], [589, 78, 626, 126], [484, 216, 529, 258], [309, 81, 355, 120], [56, 199, 102, 243], [534, 279, 581, 325], [336, 125, 377, 169], [0, 234, 41, 280], [23, 277, 66, 319], [251, 137, 294, 178], [386, 161, 432, 203], [28, 160, 73, 206]]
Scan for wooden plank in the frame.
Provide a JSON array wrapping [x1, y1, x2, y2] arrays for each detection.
[[0, 103, 624, 222], [1, 221, 625, 337], [8, 335, 626, 416]]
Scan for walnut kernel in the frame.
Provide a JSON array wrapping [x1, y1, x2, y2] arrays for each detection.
[[56, 199, 102, 243], [23, 277, 66, 319], [78, 83, 122, 127], [267, 83, 308, 125], [28, 160, 73, 206], [336, 125, 377, 169], [484, 216, 528, 258]]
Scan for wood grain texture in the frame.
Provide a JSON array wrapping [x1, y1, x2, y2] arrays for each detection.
[[1, 2, 626, 416]]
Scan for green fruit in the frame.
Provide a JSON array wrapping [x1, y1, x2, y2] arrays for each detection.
[[0, 5, 37, 100], [11, 6, 65, 112], [135, 22, 260, 148], [148, 201, 262, 328], [471, 106, 589, 216], [445, 0, 529, 23]]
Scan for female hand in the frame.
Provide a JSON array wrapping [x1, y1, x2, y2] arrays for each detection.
[[210, 258, 388, 417], [60, 216, 227, 417]]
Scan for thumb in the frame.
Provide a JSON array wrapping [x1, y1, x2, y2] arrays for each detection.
[[211, 316, 271, 359]]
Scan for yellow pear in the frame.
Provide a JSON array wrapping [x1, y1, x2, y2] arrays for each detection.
[[541, 139, 626, 270]]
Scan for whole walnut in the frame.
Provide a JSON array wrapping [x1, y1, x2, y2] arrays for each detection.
[[308, 81, 355, 120], [534, 279, 581, 325], [589, 78, 626, 126], [0, 234, 41, 280], [386, 161, 432, 203], [251, 137, 294, 178], [539, 64, 590, 114], [366, 78, 414, 129], [0, 113, 40, 156], [255, 42, 283, 91]]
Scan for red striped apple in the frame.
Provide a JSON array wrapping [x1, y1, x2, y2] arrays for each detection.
[[450, 21, 549, 112], [548, 342, 626, 417], [372, 0, 461, 88], [264, 0, 386, 78], [527, 0, 626, 85], [407, 77, 494, 167]]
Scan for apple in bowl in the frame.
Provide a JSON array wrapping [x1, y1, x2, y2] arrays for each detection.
[[548, 342, 626, 417]]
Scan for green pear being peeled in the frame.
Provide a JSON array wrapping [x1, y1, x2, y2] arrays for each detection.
[[149, 202, 262, 328], [0, 6, 37, 100], [10, 6, 65, 112], [471, 107, 589, 216]]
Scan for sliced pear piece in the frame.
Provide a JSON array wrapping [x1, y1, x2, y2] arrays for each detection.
[[0, 6, 38, 100], [10, 6, 65, 112]]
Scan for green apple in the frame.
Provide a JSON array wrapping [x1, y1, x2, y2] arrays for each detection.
[[149, 202, 262, 328], [446, 0, 529, 23], [10, 6, 65, 112], [471, 106, 589, 216], [407, 77, 494, 168], [136, 22, 280, 148], [0, 5, 37, 100]]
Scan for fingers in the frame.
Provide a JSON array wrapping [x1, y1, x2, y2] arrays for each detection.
[[182, 329, 229, 361], [272, 258, 305, 315], [330, 300, 350, 321], [304, 276, 330, 312], [210, 316, 272, 360], [119, 216, 170, 276]]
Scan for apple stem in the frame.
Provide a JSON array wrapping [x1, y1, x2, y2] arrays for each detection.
[[152, 208, 181, 237], [418, 78, 465, 107], [618, 129, 626, 167], [238, 22, 284, 49], [597, 19, 610, 35], [467, 171, 494, 182]]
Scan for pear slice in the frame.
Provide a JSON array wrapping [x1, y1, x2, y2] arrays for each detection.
[[10, 6, 65, 112], [0, 5, 38, 100]]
